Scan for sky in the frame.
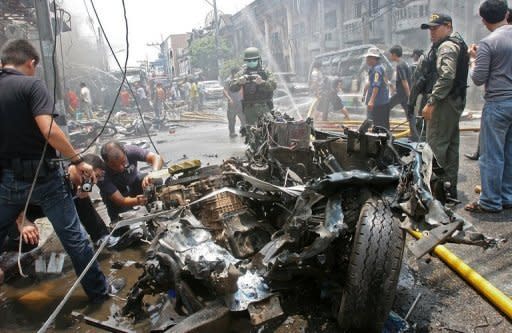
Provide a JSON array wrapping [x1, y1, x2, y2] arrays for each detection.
[[64, 0, 253, 66]]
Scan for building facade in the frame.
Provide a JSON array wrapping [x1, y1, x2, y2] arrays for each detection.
[[213, 0, 483, 79], [168, 33, 191, 77], [221, 0, 346, 78]]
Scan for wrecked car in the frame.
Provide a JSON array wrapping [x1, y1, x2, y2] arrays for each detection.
[[110, 114, 494, 333]]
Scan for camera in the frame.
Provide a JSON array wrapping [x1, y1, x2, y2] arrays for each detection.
[[81, 178, 93, 192]]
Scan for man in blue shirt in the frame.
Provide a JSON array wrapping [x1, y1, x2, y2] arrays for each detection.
[[364, 48, 390, 129]]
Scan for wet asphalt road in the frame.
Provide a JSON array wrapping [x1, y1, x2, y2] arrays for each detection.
[[0, 107, 511, 332]]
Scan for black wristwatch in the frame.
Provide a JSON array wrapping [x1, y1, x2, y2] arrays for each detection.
[[70, 155, 84, 165]]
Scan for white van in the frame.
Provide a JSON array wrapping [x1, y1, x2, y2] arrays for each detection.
[[308, 45, 393, 108]]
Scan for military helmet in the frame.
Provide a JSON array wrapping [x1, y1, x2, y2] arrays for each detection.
[[243, 47, 260, 60]]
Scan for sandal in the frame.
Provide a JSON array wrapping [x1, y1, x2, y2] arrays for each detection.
[[464, 201, 502, 213]]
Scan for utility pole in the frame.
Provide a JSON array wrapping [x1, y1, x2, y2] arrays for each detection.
[[148, 39, 173, 83], [202, 0, 221, 81], [213, 0, 221, 82], [161, 36, 173, 83], [34, 0, 67, 128]]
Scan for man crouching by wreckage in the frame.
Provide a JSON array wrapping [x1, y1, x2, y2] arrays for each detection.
[[97, 141, 163, 223], [0, 39, 124, 299]]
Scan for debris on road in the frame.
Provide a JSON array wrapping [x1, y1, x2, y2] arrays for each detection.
[[70, 114, 498, 332]]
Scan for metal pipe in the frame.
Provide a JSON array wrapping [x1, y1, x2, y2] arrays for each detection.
[[315, 120, 410, 125], [407, 229, 512, 319], [404, 292, 422, 321], [316, 120, 480, 130]]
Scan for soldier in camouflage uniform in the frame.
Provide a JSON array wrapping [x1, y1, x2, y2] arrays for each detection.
[[229, 47, 277, 126], [418, 13, 469, 199]]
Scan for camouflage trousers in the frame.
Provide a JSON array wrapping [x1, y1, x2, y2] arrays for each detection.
[[242, 102, 272, 125], [426, 96, 464, 197]]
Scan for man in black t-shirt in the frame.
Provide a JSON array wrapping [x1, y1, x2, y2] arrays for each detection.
[[0, 40, 123, 299], [388, 45, 419, 140], [98, 141, 164, 222]]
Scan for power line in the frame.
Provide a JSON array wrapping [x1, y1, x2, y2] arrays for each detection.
[[75, 0, 130, 153], [36, 1, 131, 331], [85, 0, 161, 156]]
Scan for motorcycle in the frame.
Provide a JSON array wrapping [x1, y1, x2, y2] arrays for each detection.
[[68, 119, 117, 148]]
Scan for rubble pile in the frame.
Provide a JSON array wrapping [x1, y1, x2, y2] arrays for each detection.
[[99, 114, 496, 332]]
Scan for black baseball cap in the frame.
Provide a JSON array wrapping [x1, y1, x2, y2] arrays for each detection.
[[421, 13, 452, 29]]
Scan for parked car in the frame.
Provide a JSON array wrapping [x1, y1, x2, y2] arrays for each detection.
[[198, 80, 224, 99]]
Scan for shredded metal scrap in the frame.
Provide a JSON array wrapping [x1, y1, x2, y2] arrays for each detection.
[[106, 115, 499, 332]]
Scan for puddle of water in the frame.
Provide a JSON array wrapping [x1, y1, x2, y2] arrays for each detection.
[[0, 246, 148, 332]]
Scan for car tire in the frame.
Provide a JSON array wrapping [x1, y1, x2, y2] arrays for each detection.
[[337, 197, 405, 332]]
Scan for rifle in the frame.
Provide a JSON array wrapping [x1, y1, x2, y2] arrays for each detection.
[[408, 53, 436, 117], [408, 74, 426, 117]]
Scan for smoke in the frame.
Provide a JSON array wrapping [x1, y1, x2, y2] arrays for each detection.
[[56, 0, 123, 103]]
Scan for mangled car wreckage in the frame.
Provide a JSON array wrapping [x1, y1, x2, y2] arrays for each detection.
[[110, 114, 494, 333]]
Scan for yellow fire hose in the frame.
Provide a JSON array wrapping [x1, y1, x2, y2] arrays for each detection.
[[309, 99, 509, 316], [308, 98, 480, 137], [407, 229, 512, 319]]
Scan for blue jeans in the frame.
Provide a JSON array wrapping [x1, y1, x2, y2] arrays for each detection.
[[0, 168, 108, 301], [479, 99, 512, 211]]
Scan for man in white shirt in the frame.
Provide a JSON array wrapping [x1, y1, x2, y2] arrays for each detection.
[[79, 82, 93, 119]]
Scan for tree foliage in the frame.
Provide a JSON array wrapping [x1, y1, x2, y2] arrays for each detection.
[[220, 57, 243, 81], [189, 34, 230, 80]]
